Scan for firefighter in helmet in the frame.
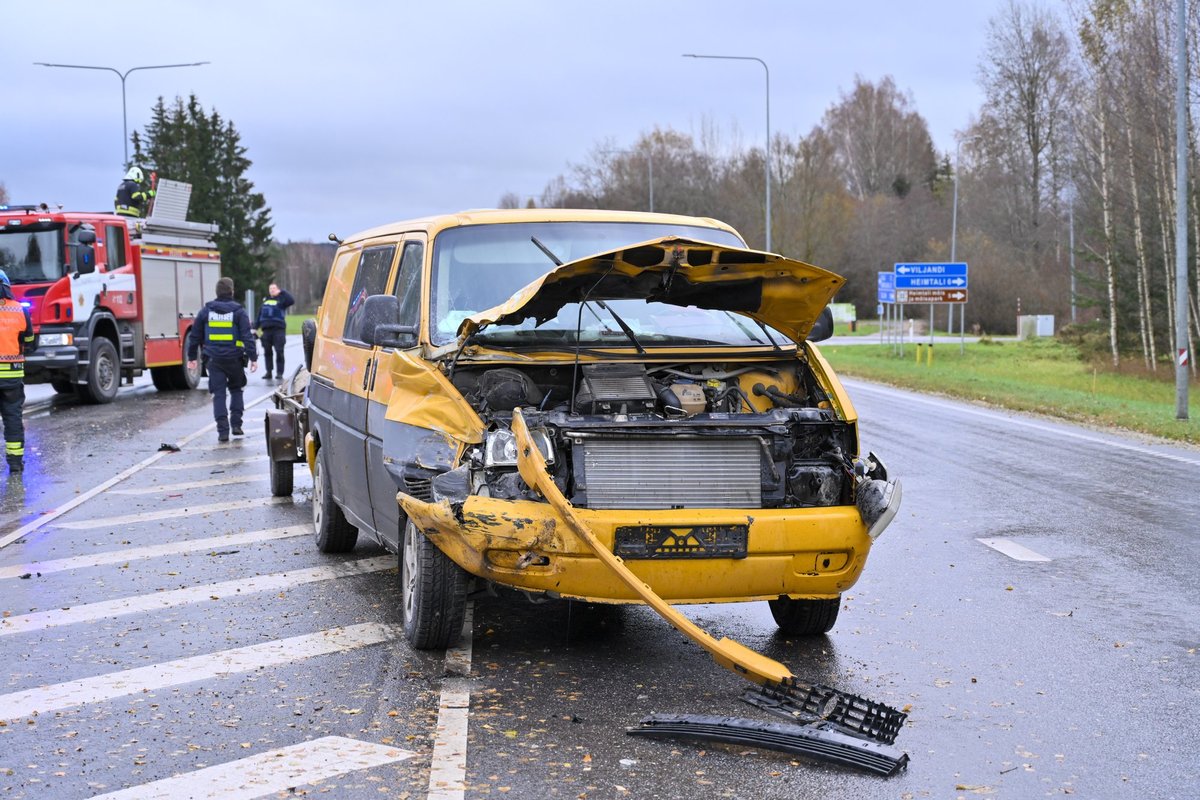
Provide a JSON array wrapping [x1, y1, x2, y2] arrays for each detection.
[[114, 167, 156, 218], [0, 269, 35, 473]]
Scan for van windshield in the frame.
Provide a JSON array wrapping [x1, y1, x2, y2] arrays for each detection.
[[0, 224, 66, 284], [430, 221, 782, 348]]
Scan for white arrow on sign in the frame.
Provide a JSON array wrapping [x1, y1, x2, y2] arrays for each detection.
[[948, 291, 966, 300], [950, 277, 966, 286], [897, 265, 911, 273]]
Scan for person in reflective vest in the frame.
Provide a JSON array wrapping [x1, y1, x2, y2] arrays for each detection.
[[114, 166, 156, 218], [186, 277, 258, 442], [254, 282, 295, 381], [0, 269, 35, 473]]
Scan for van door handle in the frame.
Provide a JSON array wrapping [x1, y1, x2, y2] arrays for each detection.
[[368, 356, 380, 392], [362, 356, 373, 391]]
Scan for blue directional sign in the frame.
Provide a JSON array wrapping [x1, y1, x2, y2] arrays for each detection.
[[894, 262, 968, 289], [877, 271, 895, 304]]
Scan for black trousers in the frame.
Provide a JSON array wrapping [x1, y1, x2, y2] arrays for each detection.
[[260, 328, 286, 376], [206, 359, 246, 434], [0, 379, 24, 460]]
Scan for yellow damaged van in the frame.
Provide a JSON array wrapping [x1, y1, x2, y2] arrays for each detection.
[[290, 208, 901, 650]]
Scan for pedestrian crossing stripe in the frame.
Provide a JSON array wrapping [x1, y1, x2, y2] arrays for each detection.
[[88, 736, 416, 800], [0, 556, 394, 637], [0, 623, 401, 720]]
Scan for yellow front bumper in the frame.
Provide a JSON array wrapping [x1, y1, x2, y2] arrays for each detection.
[[399, 494, 872, 604]]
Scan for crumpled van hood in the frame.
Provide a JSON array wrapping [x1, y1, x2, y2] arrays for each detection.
[[458, 236, 844, 345]]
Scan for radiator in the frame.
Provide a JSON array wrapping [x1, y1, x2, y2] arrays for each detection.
[[580, 436, 762, 510]]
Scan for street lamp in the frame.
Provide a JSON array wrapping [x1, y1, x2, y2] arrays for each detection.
[[600, 148, 654, 212], [34, 61, 210, 166], [683, 53, 771, 251], [950, 135, 981, 352]]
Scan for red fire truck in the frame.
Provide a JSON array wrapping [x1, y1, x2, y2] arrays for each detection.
[[0, 180, 221, 403]]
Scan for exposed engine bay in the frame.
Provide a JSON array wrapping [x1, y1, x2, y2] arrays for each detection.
[[442, 359, 890, 514]]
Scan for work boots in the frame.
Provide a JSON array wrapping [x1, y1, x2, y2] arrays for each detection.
[[7, 455, 22, 473]]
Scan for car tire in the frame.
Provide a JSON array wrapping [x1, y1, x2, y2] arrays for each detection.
[[313, 446, 357, 553], [400, 519, 468, 649], [77, 338, 120, 404], [302, 318, 317, 371], [269, 457, 294, 497], [768, 596, 840, 636]]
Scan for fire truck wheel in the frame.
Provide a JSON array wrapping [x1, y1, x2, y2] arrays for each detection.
[[767, 596, 841, 636], [313, 446, 357, 553], [150, 367, 174, 391], [172, 353, 202, 390], [77, 339, 120, 404], [50, 378, 75, 395]]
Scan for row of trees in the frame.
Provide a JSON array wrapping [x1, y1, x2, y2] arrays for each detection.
[[131, 96, 277, 301], [517, 0, 1199, 369]]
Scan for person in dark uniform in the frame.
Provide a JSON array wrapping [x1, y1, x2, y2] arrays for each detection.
[[0, 269, 35, 473], [186, 277, 258, 442], [114, 167, 156, 218], [254, 282, 295, 381]]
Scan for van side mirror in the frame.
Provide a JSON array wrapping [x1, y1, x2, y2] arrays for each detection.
[[809, 306, 834, 343], [360, 294, 416, 348]]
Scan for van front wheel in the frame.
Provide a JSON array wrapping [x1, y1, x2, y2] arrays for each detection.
[[768, 596, 840, 636], [400, 520, 467, 649]]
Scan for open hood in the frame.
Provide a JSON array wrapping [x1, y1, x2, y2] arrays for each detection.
[[458, 236, 845, 345]]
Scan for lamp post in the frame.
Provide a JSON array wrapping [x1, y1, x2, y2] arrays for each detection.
[[683, 53, 771, 251], [950, 135, 981, 353], [601, 148, 654, 212], [34, 61, 210, 166]]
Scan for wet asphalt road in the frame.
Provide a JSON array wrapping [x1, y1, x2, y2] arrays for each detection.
[[0, 351, 1198, 799]]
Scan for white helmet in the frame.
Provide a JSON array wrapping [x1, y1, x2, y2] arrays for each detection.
[[125, 167, 144, 183]]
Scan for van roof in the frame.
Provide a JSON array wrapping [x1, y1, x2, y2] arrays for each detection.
[[339, 208, 740, 246]]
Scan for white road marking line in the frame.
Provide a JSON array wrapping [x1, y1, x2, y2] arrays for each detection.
[[0, 390, 278, 551], [53, 496, 294, 530], [427, 604, 474, 800], [152, 454, 268, 470], [0, 622, 399, 720], [846, 379, 1200, 467], [0, 525, 310, 581], [977, 537, 1052, 562], [0, 556, 393, 636], [90, 735, 416, 800], [110, 474, 272, 495]]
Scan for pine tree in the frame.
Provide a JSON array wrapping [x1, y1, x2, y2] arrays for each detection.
[[131, 95, 275, 296]]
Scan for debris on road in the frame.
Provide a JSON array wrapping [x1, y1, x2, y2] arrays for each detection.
[[628, 714, 909, 776]]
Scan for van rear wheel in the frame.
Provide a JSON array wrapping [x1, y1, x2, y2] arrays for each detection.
[[400, 520, 467, 649], [313, 446, 356, 552], [768, 596, 840, 636]]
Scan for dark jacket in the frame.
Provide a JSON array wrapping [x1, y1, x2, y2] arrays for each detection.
[[254, 289, 296, 330], [187, 298, 258, 364], [114, 179, 154, 218]]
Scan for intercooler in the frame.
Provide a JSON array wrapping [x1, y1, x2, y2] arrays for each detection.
[[578, 436, 762, 510]]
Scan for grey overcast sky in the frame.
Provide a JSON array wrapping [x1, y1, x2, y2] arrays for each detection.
[[3, 0, 1006, 243]]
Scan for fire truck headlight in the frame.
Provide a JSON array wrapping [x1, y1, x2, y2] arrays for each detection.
[[38, 333, 74, 347]]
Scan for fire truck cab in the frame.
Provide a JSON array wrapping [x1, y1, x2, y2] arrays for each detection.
[[0, 180, 221, 403]]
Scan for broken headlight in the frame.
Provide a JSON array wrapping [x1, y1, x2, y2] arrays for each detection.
[[484, 427, 555, 467]]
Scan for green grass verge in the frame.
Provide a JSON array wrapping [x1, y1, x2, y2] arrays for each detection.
[[820, 337, 1200, 445], [285, 314, 315, 335]]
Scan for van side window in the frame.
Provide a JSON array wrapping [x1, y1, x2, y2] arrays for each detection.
[[343, 244, 396, 342], [105, 225, 127, 271], [393, 241, 424, 329]]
